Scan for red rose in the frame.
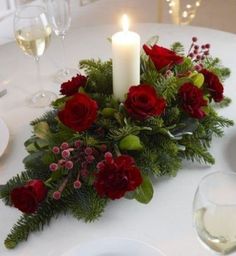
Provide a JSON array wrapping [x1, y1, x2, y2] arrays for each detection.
[[94, 155, 142, 200], [143, 44, 183, 70], [58, 93, 98, 132], [179, 83, 207, 119], [124, 84, 166, 120], [26, 179, 48, 202], [60, 74, 87, 96], [10, 179, 47, 214], [200, 69, 224, 102]]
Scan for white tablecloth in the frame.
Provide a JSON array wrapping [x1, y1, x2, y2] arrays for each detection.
[[0, 24, 236, 256]]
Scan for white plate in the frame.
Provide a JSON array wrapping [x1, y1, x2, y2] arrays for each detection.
[[63, 238, 165, 256], [0, 117, 9, 157]]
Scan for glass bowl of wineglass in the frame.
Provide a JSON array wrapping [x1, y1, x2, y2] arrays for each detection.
[[46, 0, 78, 83], [193, 171, 236, 255], [14, 5, 57, 107]]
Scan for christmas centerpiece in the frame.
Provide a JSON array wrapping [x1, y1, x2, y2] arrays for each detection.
[[0, 17, 233, 249]]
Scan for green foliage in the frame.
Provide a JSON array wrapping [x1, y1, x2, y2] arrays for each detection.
[[80, 59, 113, 94], [204, 57, 231, 82], [171, 42, 185, 55], [134, 175, 153, 204], [119, 134, 143, 151], [213, 96, 231, 108], [4, 197, 69, 249], [69, 186, 107, 222], [0, 39, 234, 249]]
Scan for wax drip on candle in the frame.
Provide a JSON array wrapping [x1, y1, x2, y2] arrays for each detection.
[[121, 14, 129, 32]]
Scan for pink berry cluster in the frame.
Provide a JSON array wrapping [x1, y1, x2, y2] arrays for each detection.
[[49, 140, 108, 200], [188, 37, 211, 71]]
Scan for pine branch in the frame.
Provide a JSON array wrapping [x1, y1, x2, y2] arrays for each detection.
[[30, 110, 58, 131], [69, 186, 107, 222], [80, 59, 113, 94], [170, 42, 185, 55], [212, 97, 231, 108], [4, 198, 68, 249], [180, 138, 215, 165]]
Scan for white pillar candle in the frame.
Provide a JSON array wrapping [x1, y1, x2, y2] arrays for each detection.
[[112, 14, 140, 101]]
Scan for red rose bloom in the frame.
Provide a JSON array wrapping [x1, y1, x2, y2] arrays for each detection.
[[179, 83, 208, 119], [200, 69, 224, 102], [58, 93, 98, 132], [124, 84, 166, 120], [60, 74, 87, 96], [26, 179, 48, 202], [94, 155, 143, 200], [143, 44, 183, 70], [10, 179, 47, 214]]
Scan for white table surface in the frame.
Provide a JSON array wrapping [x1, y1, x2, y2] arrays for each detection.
[[0, 23, 236, 256]]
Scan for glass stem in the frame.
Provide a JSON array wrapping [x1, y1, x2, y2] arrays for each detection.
[[60, 34, 68, 75], [35, 56, 45, 96]]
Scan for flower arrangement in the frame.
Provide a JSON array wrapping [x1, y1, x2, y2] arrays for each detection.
[[0, 37, 233, 249]]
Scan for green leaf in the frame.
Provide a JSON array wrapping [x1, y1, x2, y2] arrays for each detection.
[[190, 73, 205, 88], [101, 108, 116, 118], [119, 134, 143, 151], [33, 122, 51, 140], [134, 175, 153, 204], [51, 96, 67, 109]]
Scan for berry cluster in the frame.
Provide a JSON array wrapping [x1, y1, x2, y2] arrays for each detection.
[[188, 37, 211, 71], [49, 140, 108, 200]]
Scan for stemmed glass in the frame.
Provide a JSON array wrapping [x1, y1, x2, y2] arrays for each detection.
[[193, 171, 236, 255], [14, 5, 57, 107], [46, 0, 78, 83]]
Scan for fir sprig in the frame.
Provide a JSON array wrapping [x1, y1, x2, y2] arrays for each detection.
[[0, 39, 234, 249]]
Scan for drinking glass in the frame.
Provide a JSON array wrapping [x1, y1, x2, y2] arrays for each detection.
[[14, 5, 57, 107], [193, 171, 236, 255], [46, 0, 78, 83]]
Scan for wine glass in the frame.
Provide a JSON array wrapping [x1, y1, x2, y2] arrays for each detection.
[[14, 5, 57, 107], [46, 0, 78, 83], [193, 171, 236, 255]]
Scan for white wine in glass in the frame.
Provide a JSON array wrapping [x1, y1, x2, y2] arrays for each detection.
[[14, 5, 57, 107], [193, 172, 236, 255], [46, 0, 78, 83]]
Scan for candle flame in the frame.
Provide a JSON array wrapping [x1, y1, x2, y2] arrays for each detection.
[[122, 14, 129, 32]]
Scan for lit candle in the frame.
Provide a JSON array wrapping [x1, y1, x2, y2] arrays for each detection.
[[112, 14, 140, 101]]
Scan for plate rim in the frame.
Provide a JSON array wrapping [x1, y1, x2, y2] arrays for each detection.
[[62, 237, 165, 256], [0, 117, 9, 157]]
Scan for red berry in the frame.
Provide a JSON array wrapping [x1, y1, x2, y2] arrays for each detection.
[[62, 150, 70, 159], [49, 163, 58, 172], [86, 155, 95, 164], [205, 44, 210, 49], [96, 161, 105, 170], [65, 160, 73, 169], [192, 37, 198, 42], [74, 140, 82, 148], [73, 180, 82, 189], [53, 191, 61, 200], [193, 50, 198, 55], [60, 142, 69, 150], [189, 53, 194, 58], [85, 147, 93, 155], [196, 55, 201, 60], [201, 45, 205, 49], [52, 146, 60, 154], [58, 159, 65, 166], [194, 45, 199, 50], [204, 51, 209, 56]]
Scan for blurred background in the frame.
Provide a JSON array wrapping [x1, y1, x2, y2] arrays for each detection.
[[0, 0, 235, 45]]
